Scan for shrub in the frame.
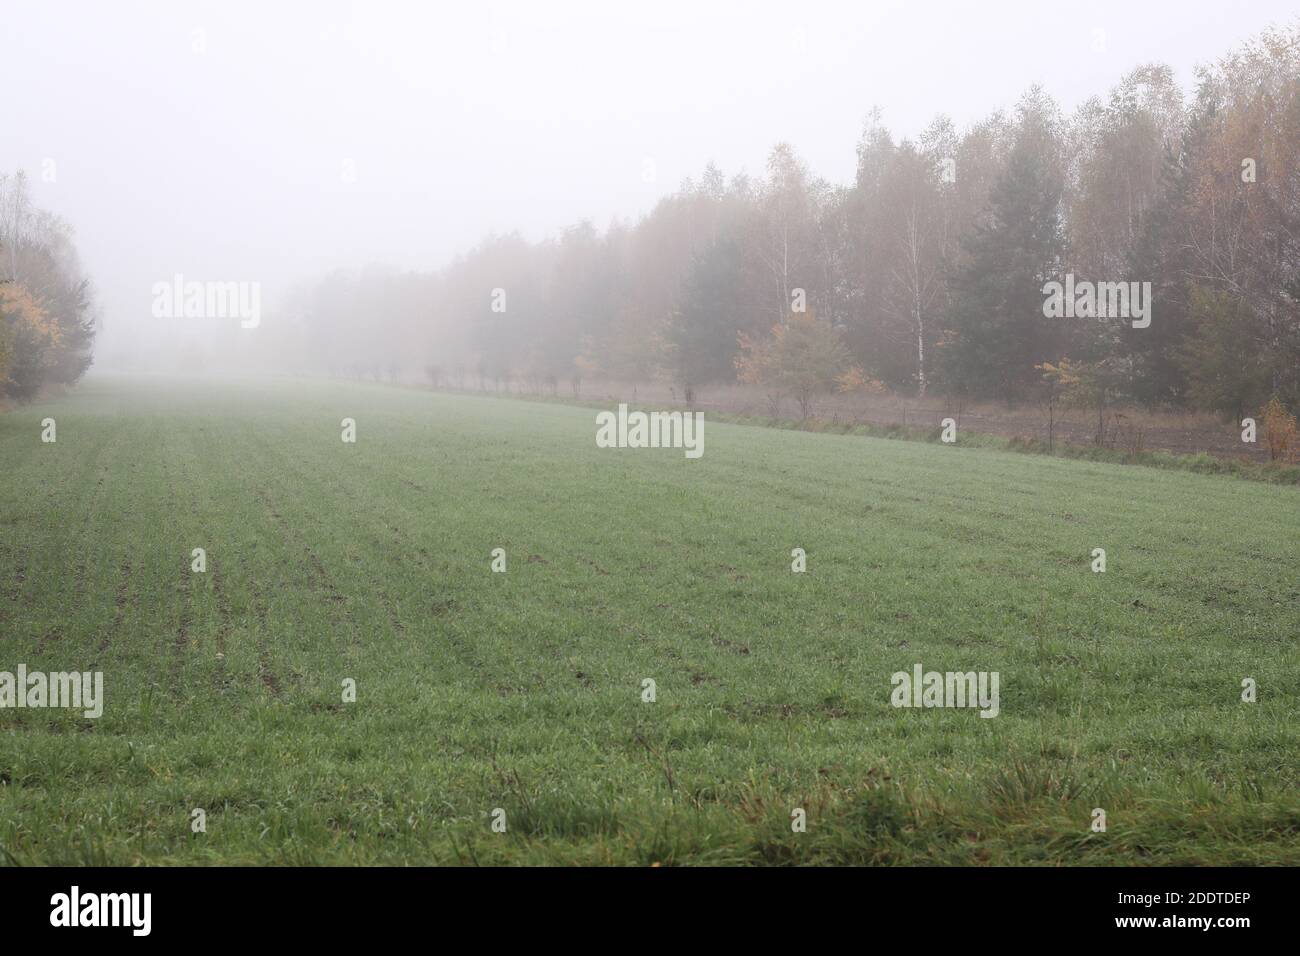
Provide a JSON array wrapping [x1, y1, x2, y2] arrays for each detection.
[[1260, 397, 1297, 463]]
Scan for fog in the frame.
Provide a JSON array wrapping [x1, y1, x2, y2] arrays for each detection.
[[2, 0, 1296, 375]]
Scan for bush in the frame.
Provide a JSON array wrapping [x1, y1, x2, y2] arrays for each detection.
[[1260, 397, 1297, 463]]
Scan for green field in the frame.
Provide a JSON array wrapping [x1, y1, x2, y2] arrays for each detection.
[[1, 375, 1298, 865]]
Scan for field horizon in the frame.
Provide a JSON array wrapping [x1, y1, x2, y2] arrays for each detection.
[[2, 375, 1298, 865]]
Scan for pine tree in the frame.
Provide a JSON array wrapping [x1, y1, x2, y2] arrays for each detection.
[[664, 238, 748, 389], [941, 113, 1065, 403]]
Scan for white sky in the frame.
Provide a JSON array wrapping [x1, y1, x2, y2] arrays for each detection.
[[2, 0, 1296, 365]]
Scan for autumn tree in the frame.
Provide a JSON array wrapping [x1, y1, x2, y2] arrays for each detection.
[[1183, 31, 1300, 406], [0, 171, 97, 402], [735, 310, 856, 419]]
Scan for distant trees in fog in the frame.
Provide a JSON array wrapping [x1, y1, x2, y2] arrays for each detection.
[[280, 26, 1299, 417]]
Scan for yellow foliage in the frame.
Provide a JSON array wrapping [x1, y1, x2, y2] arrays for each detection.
[[835, 364, 885, 395], [0, 282, 59, 384], [1036, 360, 1080, 388], [1260, 397, 1297, 463]]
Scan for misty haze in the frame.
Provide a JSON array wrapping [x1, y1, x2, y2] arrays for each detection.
[[1, 0, 1298, 905]]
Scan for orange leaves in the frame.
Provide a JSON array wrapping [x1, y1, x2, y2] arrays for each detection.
[[834, 365, 885, 395], [1260, 397, 1297, 463], [0, 281, 60, 384]]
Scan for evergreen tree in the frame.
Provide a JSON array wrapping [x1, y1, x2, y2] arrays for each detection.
[[941, 110, 1065, 402], [664, 238, 748, 389]]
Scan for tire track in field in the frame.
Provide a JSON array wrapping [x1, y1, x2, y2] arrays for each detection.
[[245, 489, 287, 698], [89, 437, 139, 669], [231, 484, 284, 701], [244, 427, 422, 667], [8, 430, 114, 644], [28, 440, 115, 655], [174, 455, 212, 693], [272, 447, 491, 683], [237, 427, 487, 687], [331, 421, 769, 694], [267, 484, 394, 649], [348, 454, 701, 690], [91, 561, 134, 667], [352, 519, 494, 682], [209, 558, 233, 693], [191, 424, 297, 700], [248, 484, 362, 695], [362, 474, 549, 686], [363, 537, 410, 644], [70, 463, 112, 609], [159, 454, 199, 694], [31, 467, 104, 652], [0, 542, 29, 630], [181, 421, 240, 694], [4, 544, 31, 614], [0, 544, 34, 647], [34, 625, 62, 654], [247, 575, 282, 698], [169, 550, 195, 693]]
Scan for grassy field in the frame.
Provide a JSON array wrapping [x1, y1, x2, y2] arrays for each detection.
[[1, 374, 1298, 865]]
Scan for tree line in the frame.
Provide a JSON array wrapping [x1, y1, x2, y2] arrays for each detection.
[[182, 25, 1300, 426]]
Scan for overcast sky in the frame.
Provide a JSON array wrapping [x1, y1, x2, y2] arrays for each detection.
[[3, 0, 1296, 366]]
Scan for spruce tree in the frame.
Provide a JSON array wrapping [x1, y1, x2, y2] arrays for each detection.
[[942, 116, 1064, 403]]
